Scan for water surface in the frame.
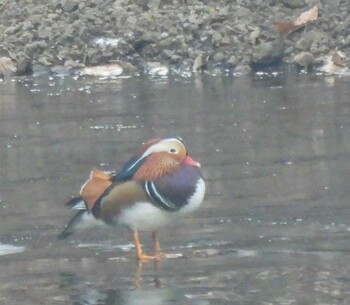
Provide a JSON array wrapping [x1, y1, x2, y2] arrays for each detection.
[[1, 73, 350, 304]]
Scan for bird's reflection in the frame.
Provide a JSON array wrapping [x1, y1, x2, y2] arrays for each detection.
[[59, 257, 166, 305], [134, 259, 162, 288]]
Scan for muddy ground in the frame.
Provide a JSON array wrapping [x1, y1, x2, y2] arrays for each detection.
[[0, 0, 349, 75]]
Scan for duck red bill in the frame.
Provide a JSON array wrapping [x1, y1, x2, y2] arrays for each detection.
[[184, 155, 201, 168]]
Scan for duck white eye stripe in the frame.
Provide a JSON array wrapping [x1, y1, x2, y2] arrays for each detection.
[[144, 181, 178, 211], [140, 138, 185, 160]]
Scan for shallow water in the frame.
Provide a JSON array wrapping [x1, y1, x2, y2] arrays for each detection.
[[1, 73, 350, 304]]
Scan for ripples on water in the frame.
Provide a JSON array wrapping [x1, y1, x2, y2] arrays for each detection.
[[1, 73, 350, 304]]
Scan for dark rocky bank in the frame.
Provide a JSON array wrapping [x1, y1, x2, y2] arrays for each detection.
[[0, 0, 349, 76]]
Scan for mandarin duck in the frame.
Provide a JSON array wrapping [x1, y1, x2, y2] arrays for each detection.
[[58, 136, 205, 261]]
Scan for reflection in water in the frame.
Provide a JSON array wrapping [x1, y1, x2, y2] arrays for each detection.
[[75, 286, 185, 305], [57, 259, 171, 305], [1, 74, 350, 304], [134, 260, 162, 289]]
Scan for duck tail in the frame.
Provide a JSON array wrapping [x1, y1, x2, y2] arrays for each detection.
[[57, 197, 87, 240]]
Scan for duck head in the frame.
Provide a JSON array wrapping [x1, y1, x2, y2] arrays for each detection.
[[116, 136, 201, 181]]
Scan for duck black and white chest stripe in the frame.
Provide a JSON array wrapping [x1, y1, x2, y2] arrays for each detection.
[[116, 165, 205, 231]]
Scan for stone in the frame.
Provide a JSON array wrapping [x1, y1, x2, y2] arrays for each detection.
[[15, 53, 32, 74], [38, 25, 53, 39], [280, 0, 306, 9], [80, 63, 123, 76], [64, 59, 84, 68], [192, 54, 204, 71], [293, 51, 314, 67], [213, 52, 225, 62], [22, 20, 34, 31], [234, 64, 252, 75], [251, 39, 285, 67], [24, 41, 48, 57], [0, 57, 17, 76], [61, 0, 79, 12], [0, 0, 345, 75], [296, 31, 329, 50], [227, 55, 238, 65], [19, 32, 34, 44], [37, 56, 52, 66]]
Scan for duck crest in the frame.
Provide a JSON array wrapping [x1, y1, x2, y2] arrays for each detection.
[[137, 137, 162, 154], [133, 153, 179, 181]]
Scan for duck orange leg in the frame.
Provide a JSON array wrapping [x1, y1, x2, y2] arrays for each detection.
[[132, 231, 156, 262]]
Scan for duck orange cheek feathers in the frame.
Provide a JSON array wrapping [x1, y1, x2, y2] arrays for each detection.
[[58, 136, 206, 262]]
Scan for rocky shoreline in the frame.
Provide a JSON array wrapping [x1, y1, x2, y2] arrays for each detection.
[[0, 0, 349, 76]]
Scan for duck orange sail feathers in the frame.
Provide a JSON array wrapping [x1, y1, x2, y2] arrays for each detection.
[[57, 169, 113, 240], [80, 169, 113, 210], [58, 136, 206, 261]]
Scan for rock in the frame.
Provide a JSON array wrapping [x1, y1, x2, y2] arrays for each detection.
[[64, 59, 84, 68], [318, 50, 349, 75], [227, 55, 238, 66], [293, 51, 314, 67], [249, 28, 261, 45], [296, 31, 329, 51], [147, 0, 161, 10], [80, 63, 124, 77], [251, 39, 285, 68], [331, 50, 347, 67], [15, 53, 32, 75], [143, 62, 169, 76], [212, 31, 223, 46], [61, 0, 79, 12], [0, 0, 346, 75], [280, 0, 306, 9], [112, 60, 137, 74], [235, 7, 251, 17], [4, 25, 21, 35], [24, 41, 48, 57], [28, 14, 43, 26], [48, 13, 59, 21], [213, 52, 225, 62], [0, 57, 17, 77], [234, 64, 252, 75], [22, 20, 34, 31], [19, 32, 34, 44], [162, 49, 175, 58], [192, 54, 204, 71], [37, 56, 52, 66], [38, 25, 53, 39]]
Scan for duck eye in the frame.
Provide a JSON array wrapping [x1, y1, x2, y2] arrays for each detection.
[[169, 148, 177, 153]]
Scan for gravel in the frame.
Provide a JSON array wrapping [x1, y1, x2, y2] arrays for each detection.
[[0, 0, 349, 76]]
